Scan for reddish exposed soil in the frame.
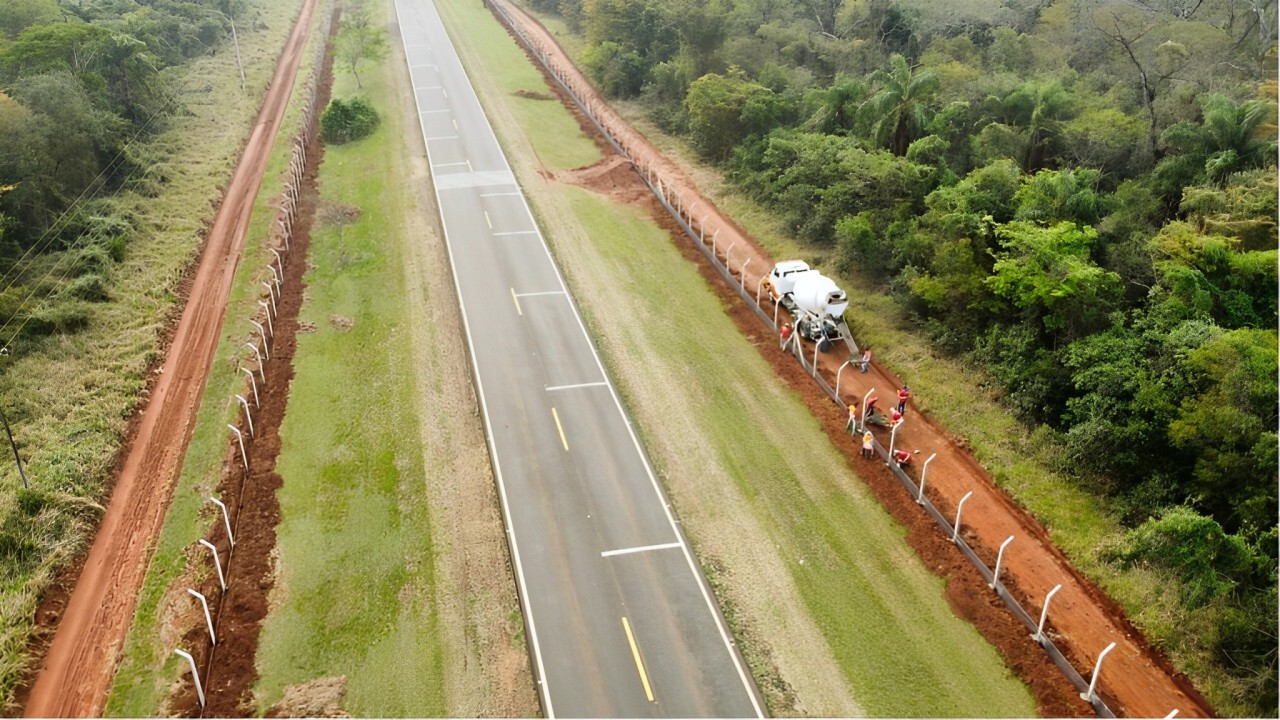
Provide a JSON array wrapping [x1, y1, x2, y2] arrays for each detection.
[[21, 0, 319, 715], [494, 1, 1216, 716]]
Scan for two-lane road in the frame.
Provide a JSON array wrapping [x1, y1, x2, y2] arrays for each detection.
[[392, 0, 764, 716]]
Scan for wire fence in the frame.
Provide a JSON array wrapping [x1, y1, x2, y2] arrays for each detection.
[[171, 2, 333, 711], [486, 0, 1118, 715]]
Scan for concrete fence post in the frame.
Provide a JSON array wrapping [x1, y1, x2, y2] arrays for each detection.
[[258, 300, 274, 336], [241, 367, 259, 408], [244, 342, 264, 382], [187, 589, 215, 645], [859, 387, 875, 433], [835, 360, 853, 398], [990, 535, 1015, 590], [917, 453, 938, 504], [174, 649, 205, 707], [198, 539, 225, 591], [209, 497, 234, 548], [1033, 583, 1062, 643], [755, 274, 766, 306], [263, 282, 277, 314], [741, 258, 751, 289], [235, 394, 254, 437], [952, 491, 974, 543], [228, 424, 248, 470], [250, 321, 269, 359], [1081, 641, 1117, 705]]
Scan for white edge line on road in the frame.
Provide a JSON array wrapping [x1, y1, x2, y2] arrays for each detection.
[[496, 86, 769, 720], [393, 0, 556, 716], [601, 542, 683, 558], [514, 290, 565, 298], [545, 381, 608, 391]]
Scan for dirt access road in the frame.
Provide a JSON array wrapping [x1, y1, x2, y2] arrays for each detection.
[[492, 1, 1213, 716], [22, 0, 318, 714]]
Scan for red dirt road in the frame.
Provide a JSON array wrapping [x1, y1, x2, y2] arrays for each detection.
[[22, 0, 317, 714], [493, 1, 1215, 716]]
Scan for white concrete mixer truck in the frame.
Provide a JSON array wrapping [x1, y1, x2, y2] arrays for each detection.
[[764, 260, 849, 351]]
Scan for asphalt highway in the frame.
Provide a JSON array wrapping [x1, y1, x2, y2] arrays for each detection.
[[391, 0, 765, 716]]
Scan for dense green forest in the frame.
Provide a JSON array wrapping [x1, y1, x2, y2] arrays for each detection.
[[529, 0, 1279, 713], [0, 0, 245, 350]]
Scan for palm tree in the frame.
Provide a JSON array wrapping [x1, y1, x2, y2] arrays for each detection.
[[1200, 94, 1278, 185], [864, 54, 938, 156], [802, 75, 866, 135]]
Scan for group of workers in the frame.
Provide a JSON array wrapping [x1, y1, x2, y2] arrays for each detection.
[[781, 323, 921, 468]]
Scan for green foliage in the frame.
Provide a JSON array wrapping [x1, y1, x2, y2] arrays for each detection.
[[684, 68, 784, 160], [1111, 507, 1255, 608], [987, 221, 1120, 337], [865, 54, 938, 156], [321, 97, 381, 145]]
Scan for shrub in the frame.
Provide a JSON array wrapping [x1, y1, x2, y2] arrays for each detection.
[[321, 97, 381, 144]]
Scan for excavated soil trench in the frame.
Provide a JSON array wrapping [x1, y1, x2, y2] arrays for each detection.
[[499, 4, 1215, 716], [166, 20, 334, 720]]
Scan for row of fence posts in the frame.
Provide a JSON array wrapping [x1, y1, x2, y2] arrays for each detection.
[[480, 1, 1196, 716], [170, 4, 331, 706]]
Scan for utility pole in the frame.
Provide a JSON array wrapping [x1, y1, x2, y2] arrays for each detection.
[[0, 349, 29, 488]]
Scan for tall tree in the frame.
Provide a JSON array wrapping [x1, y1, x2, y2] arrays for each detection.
[[864, 53, 937, 156]]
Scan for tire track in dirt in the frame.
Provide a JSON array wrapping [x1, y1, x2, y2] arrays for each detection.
[[22, 0, 318, 714], [489, 1, 1215, 716]]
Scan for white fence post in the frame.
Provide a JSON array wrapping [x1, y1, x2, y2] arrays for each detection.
[[952, 490, 974, 543], [198, 539, 226, 591], [1034, 584, 1062, 643], [263, 281, 277, 314], [888, 418, 902, 459], [174, 649, 205, 707], [258, 300, 274, 336], [250, 320, 269, 358], [917, 453, 937, 503], [811, 337, 820, 377], [1081, 641, 1117, 704], [990, 535, 1015, 589], [187, 589, 215, 645], [859, 387, 875, 433], [209, 497, 234, 548], [756, 274, 766, 306], [725, 241, 736, 267], [235, 395, 254, 437], [741, 258, 751, 289], [835, 360, 852, 398], [245, 342, 264, 382], [241, 367, 259, 408], [228, 424, 248, 470]]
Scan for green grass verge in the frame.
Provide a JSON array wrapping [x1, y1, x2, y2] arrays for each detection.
[[0, 0, 311, 709], [434, 0, 1036, 714], [250, 16, 446, 718], [103, 3, 325, 714]]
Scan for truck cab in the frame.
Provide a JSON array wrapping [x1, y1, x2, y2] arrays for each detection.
[[765, 260, 812, 301]]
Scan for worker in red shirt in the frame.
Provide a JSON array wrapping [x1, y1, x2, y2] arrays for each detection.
[[897, 385, 910, 414], [780, 323, 793, 351], [891, 407, 903, 426], [894, 448, 913, 466]]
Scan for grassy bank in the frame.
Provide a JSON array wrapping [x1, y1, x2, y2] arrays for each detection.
[[102, 3, 324, 713], [0, 0, 309, 708], [434, 0, 1036, 714]]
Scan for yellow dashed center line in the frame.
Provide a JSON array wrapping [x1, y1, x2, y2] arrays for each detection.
[[622, 616, 655, 702], [511, 287, 523, 316], [551, 407, 568, 451]]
